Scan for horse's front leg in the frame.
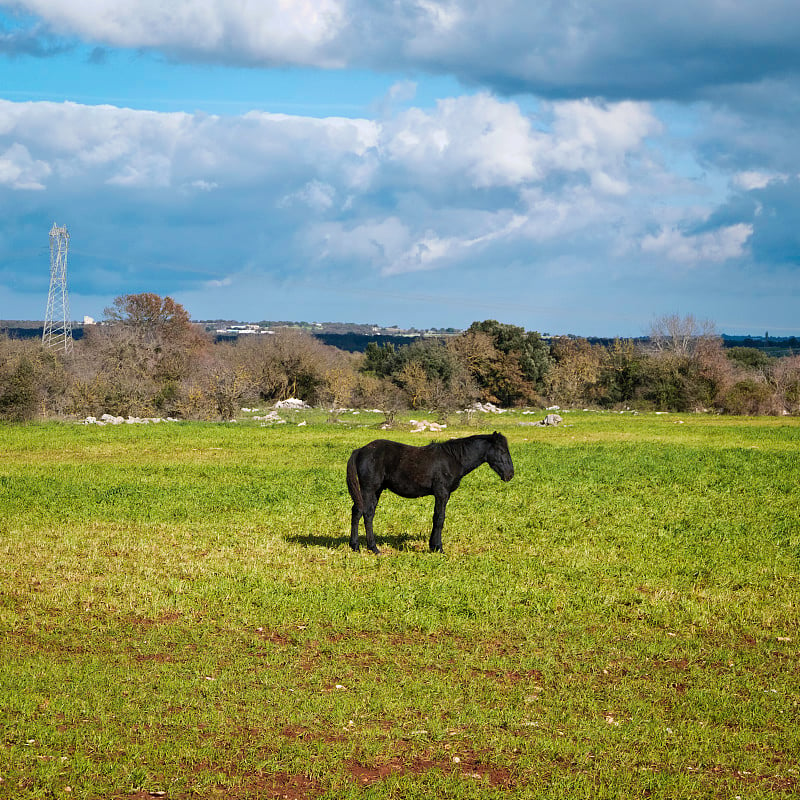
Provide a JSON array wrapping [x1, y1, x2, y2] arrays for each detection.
[[429, 492, 449, 553]]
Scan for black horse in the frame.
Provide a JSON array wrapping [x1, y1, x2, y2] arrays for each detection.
[[346, 432, 514, 554]]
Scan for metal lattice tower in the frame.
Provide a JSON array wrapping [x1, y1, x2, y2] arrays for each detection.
[[42, 223, 73, 354]]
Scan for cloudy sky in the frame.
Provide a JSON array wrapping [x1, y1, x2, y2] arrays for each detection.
[[1, 1, 798, 335]]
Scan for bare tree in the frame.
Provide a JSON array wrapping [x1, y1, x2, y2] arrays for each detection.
[[322, 366, 356, 422], [231, 328, 347, 404], [647, 314, 717, 356], [354, 373, 406, 427]]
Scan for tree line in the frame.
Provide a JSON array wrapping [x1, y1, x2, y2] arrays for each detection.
[[1, 295, 799, 422]]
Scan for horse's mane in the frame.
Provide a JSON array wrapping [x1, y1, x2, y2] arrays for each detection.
[[430, 434, 492, 461]]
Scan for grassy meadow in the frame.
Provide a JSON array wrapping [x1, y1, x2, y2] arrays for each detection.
[[1, 410, 798, 799]]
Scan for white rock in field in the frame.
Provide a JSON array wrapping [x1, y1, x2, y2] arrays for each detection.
[[253, 411, 285, 424], [468, 402, 506, 414], [518, 413, 562, 428], [82, 414, 178, 425], [410, 419, 447, 433], [274, 397, 310, 409]]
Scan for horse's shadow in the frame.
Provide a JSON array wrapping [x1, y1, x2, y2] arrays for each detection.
[[287, 532, 416, 551]]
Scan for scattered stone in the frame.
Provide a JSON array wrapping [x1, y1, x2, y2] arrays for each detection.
[[468, 402, 506, 414], [253, 411, 286, 424], [274, 398, 310, 409], [410, 419, 447, 433], [518, 413, 563, 427], [82, 414, 178, 425]]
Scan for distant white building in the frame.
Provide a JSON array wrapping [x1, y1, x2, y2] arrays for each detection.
[[214, 323, 272, 336]]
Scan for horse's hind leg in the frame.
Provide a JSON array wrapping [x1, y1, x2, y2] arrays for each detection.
[[363, 490, 382, 555], [349, 504, 362, 551], [429, 493, 449, 553]]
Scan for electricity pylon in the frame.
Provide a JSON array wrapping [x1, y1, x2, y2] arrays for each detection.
[[42, 223, 73, 354]]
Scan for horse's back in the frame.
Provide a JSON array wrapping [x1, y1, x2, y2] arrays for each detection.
[[353, 438, 453, 498], [354, 439, 417, 474]]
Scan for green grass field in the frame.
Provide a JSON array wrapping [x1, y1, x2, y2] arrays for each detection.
[[1, 411, 798, 799]]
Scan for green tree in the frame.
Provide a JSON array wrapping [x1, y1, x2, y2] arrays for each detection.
[[0, 338, 71, 420], [0, 355, 37, 420], [596, 339, 643, 406], [463, 320, 550, 404], [362, 341, 396, 377], [546, 337, 604, 406], [467, 321, 550, 386], [726, 347, 774, 372]]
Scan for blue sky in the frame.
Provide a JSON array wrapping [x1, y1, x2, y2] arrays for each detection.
[[1, 1, 798, 336]]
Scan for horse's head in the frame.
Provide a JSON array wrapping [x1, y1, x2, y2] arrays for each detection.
[[487, 432, 514, 482]]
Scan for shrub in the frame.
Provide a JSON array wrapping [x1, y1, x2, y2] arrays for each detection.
[[721, 379, 772, 415]]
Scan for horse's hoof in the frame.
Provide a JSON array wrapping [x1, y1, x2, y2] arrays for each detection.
[[349, 544, 360, 552], [369, 546, 381, 555]]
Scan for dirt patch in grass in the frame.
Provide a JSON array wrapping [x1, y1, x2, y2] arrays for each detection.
[[694, 766, 799, 796], [472, 666, 543, 684], [254, 629, 294, 646], [279, 724, 346, 745], [121, 771, 323, 800], [180, 759, 323, 800], [214, 772, 323, 800], [346, 750, 513, 788]]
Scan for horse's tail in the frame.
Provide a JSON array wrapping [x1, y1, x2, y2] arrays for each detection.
[[346, 450, 364, 512]]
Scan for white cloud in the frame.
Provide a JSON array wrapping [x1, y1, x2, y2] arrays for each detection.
[[377, 94, 661, 196], [0, 142, 50, 189], [14, 0, 345, 66], [280, 179, 337, 211], [10, 0, 800, 101], [187, 179, 218, 192], [205, 276, 232, 288], [732, 170, 787, 191], [382, 213, 526, 275], [0, 93, 757, 295], [310, 217, 412, 265], [0, 93, 660, 202], [0, 99, 378, 191], [640, 223, 753, 264], [545, 100, 661, 194], [413, 0, 462, 31]]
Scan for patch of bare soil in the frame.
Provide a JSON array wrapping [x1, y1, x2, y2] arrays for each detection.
[[346, 751, 513, 789], [120, 771, 323, 800], [219, 772, 323, 800], [279, 724, 346, 745], [472, 666, 543, 684], [254, 629, 293, 646], [124, 793, 169, 799]]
